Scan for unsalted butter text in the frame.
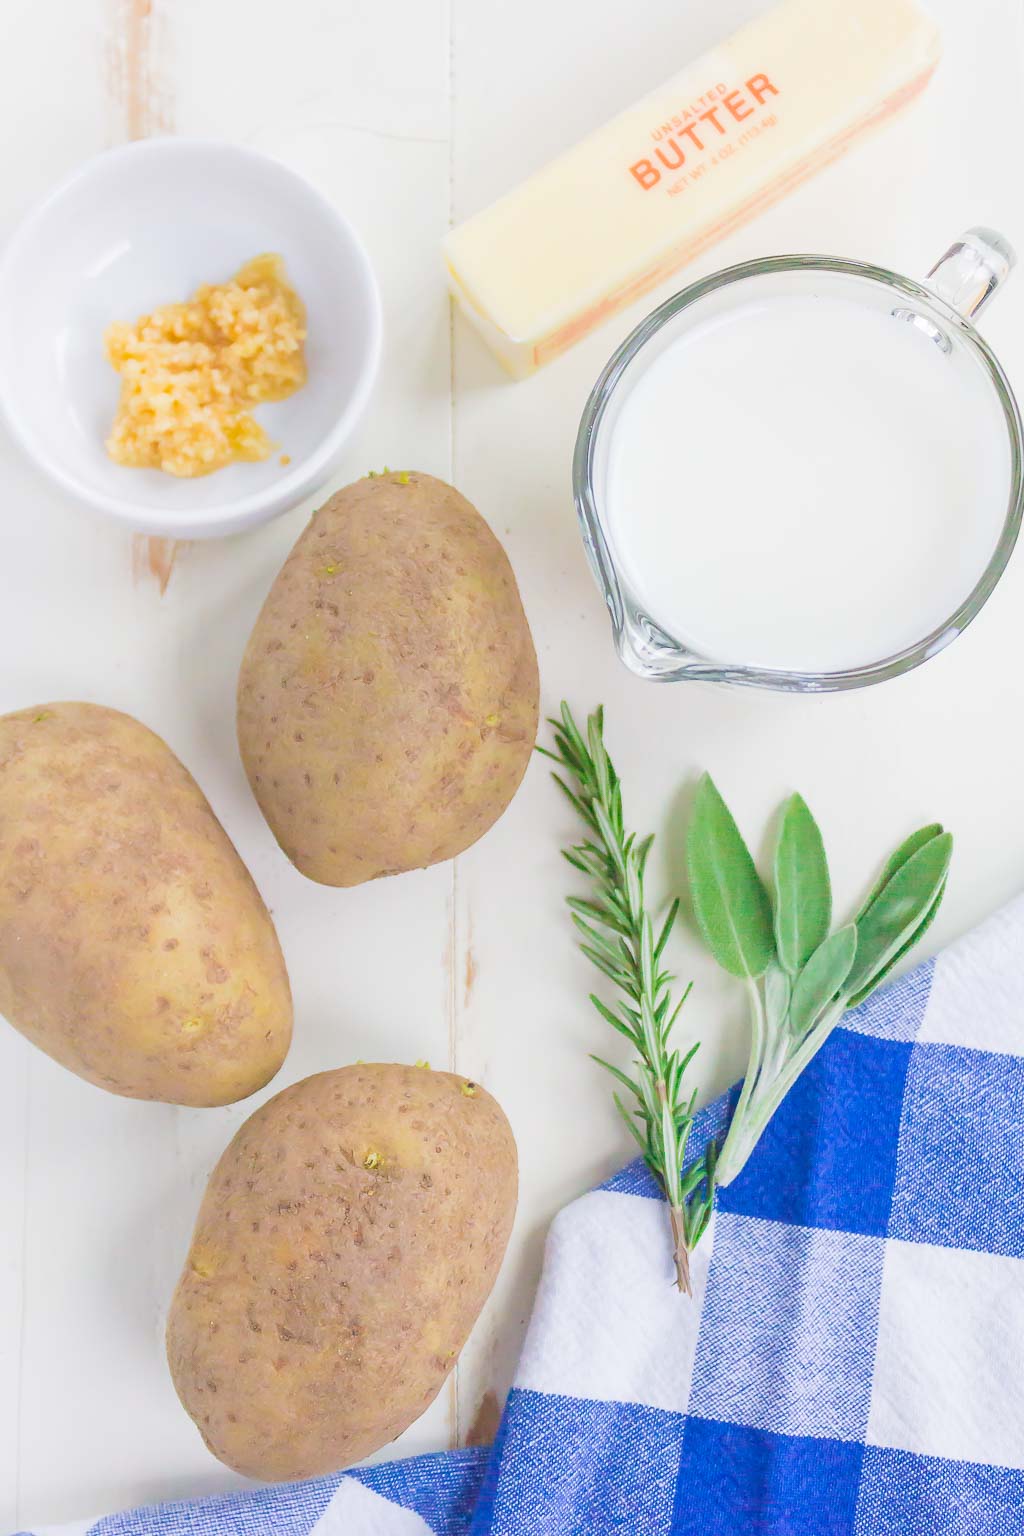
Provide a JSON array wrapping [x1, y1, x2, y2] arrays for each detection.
[[629, 73, 780, 189]]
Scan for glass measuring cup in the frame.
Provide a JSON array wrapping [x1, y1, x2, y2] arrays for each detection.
[[573, 230, 1023, 691]]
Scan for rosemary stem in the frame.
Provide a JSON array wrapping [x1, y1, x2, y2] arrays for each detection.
[[668, 1201, 693, 1296]]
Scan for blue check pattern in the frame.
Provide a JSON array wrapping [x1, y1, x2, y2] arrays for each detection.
[[15, 900, 1024, 1535]]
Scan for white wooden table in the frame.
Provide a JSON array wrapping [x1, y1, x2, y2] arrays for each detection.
[[2, 0, 1023, 1525]]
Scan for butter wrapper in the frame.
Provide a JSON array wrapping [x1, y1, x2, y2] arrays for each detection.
[[445, 0, 941, 378]]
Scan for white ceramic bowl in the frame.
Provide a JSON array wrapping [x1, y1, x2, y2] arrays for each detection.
[[0, 138, 382, 538]]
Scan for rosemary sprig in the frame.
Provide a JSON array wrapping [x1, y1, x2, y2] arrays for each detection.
[[541, 703, 714, 1295]]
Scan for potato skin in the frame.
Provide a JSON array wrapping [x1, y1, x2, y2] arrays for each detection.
[[0, 702, 292, 1105], [167, 1063, 517, 1481], [237, 471, 539, 886]]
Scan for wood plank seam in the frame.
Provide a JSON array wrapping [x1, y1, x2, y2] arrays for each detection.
[[11, 1056, 30, 1526], [445, 0, 462, 1453], [107, 0, 182, 596]]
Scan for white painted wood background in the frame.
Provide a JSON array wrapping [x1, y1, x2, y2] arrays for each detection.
[[1, 0, 1023, 1525]]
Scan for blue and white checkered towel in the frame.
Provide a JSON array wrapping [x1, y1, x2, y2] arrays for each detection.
[[16, 896, 1024, 1535]]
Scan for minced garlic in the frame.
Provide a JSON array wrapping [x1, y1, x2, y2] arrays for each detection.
[[104, 254, 307, 478]]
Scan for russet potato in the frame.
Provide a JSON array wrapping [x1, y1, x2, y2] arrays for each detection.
[[167, 1062, 517, 1481], [237, 471, 539, 885], [0, 702, 292, 1104]]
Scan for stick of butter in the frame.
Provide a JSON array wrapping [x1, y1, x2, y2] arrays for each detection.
[[445, 0, 941, 379]]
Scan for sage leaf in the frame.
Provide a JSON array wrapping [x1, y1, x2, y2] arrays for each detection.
[[687, 774, 775, 979], [845, 832, 953, 1001], [847, 875, 947, 1008], [789, 924, 857, 1038], [773, 793, 832, 973], [856, 823, 944, 921]]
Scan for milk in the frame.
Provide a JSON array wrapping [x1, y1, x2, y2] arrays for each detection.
[[603, 293, 1010, 674]]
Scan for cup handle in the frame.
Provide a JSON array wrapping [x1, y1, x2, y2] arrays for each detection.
[[926, 227, 1015, 323]]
